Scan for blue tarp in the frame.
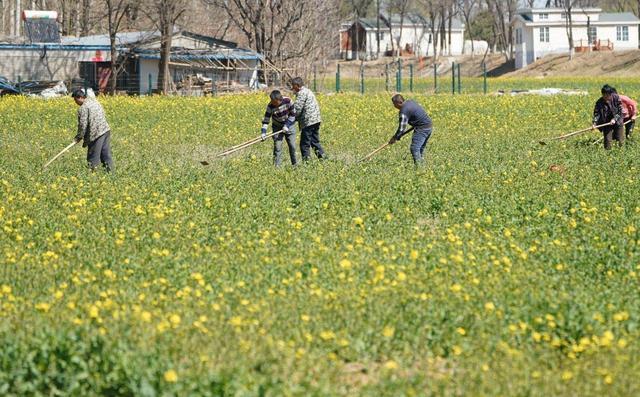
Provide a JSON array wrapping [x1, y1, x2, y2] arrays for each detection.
[[0, 76, 19, 95]]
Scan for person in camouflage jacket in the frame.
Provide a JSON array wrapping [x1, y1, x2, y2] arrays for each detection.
[[291, 77, 326, 161], [73, 89, 114, 171]]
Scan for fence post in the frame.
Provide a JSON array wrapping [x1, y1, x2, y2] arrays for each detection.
[[451, 62, 455, 95], [17, 76, 22, 94], [360, 64, 364, 95], [148, 74, 152, 96], [483, 62, 487, 95], [336, 63, 341, 93], [385, 64, 390, 91], [434, 64, 438, 94], [396, 59, 402, 92], [313, 65, 317, 92], [457, 63, 461, 94], [409, 64, 414, 93]]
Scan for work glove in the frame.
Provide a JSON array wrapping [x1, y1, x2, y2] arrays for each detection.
[[283, 125, 290, 134], [261, 124, 268, 141]]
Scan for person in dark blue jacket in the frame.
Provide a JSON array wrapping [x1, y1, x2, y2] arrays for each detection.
[[388, 94, 433, 164]]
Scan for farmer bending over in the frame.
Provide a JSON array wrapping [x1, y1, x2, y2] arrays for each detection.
[[291, 77, 326, 161], [261, 90, 298, 166], [593, 84, 624, 150], [388, 94, 433, 165], [72, 89, 114, 171]]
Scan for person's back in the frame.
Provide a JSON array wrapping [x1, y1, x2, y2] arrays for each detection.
[[400, 100, 432, 131], [78, 97, 110, 146], [618, 94, 637, 120]]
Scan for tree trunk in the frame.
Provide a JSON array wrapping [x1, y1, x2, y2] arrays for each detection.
[[566, 5, 574, 60], [81, 0, 91, 36], [158, 15, 173, 94]]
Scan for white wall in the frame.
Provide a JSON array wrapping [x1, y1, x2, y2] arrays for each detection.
[[0, 48, 95, 81], [515, 21, 639, 68], [345, 25, 465, 58], [139, 58, 158, 95]]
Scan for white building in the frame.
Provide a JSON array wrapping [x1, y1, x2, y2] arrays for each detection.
[[512, 8, 640, 69], [340, 14, 465, 60]]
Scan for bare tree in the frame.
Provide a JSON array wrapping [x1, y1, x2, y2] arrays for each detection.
[[145, 0, 187, 94], [206, 0, 334, 68], [103, 0, 133, 94], [485, 0, 516, 60], [348, 0, 374, 59], [457, 0, 478, 55]]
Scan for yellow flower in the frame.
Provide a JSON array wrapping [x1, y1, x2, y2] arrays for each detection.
[[319, 330, 335, 341], [452, 345, 463, 356], [339, 259, 352, 269], [141, 311, 152, 322], [35, 302, 51, 312], [456, 327, 466, 336], [383, 360, 398, 370], [169, 314, 181, 327], [561, 371, 573, 381], [382, 326, 395, 338], [484, 302, 495, 312], [88, 305, 99, 319], [164, 369, 178, 383], [450, 284, 462, 293]]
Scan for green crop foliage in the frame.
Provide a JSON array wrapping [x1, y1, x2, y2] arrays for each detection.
[[0, 88, 639, 396]]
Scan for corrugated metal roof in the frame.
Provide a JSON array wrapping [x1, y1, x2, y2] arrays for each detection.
[[136, 48, 262, 61], [347, 14, 464, 30], [599, 12, 640, 23], [61, 30, 163, 46]]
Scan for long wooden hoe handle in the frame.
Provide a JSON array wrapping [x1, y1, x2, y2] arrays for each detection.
[[358, 142, 391, 162], [358, 127, 415, 163], [217, 130, 284, 157], [540, 122, 611, 145], [43, 140, 79, 170], [200, 130, 285, 165]]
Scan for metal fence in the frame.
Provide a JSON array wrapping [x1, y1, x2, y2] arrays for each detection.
[[311, 60, 489, 95]]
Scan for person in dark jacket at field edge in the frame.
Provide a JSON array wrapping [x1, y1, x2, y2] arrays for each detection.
[[388, 94, 433, 165], [593, 84, 625, 150]]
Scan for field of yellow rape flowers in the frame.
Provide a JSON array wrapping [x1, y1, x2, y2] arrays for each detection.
[[0, 86, 639, 396]]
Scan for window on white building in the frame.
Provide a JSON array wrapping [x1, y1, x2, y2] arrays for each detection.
[[515, 28, 522, 45], [617, 26, 629, 41], [539, 27, 549, 43], [539, 13, 548, 20], [588, 26, 597, 44]]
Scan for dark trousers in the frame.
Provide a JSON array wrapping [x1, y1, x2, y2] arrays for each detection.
[[300, 122, 325, 160], [410, 128, 432, 164], [603, 125, 625, 150], [272, 123, 297, 166], [625, 119, 635, 139], [87, 131, 114, 171]]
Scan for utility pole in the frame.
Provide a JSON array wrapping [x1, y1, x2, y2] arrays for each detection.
[[376, 0, 380, 57]]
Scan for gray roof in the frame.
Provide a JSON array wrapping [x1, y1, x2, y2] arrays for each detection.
[[599, 12, 640, 23], [62, 30, 163, 46], [349, 14, 464, 30]]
